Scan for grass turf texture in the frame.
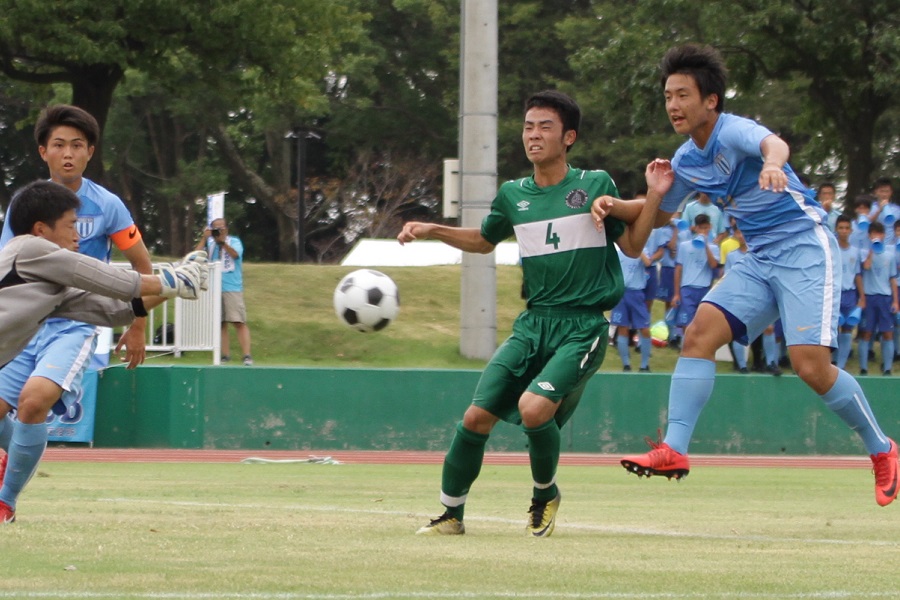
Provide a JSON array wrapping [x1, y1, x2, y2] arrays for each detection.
[[146, 263, 862, 375], [1, 461, 897, 599]]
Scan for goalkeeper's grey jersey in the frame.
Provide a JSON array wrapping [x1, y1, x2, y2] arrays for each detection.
[[0, 235, 141, 366]]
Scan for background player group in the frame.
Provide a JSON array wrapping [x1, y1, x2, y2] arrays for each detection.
[[399, 43, 898, 537]]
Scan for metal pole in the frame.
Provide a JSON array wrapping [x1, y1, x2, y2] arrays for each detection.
[[458, 0, 498, 360], [296, 132, 307, 263]]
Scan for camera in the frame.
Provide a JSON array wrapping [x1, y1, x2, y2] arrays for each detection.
[[211, 228, 221, 237]]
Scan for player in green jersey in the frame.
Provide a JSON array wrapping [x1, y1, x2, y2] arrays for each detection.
[[398, 90, 671, 536]]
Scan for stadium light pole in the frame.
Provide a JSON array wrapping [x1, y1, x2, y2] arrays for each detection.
[[458, 0, 498, 360]]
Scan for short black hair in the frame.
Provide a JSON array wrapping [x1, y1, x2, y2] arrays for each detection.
[[524, 90, 581, 149], [872, 177, 893, 191], [818, 182, 836, 194], [34, 104, 100, 148], [835, 214, 852, 226], [855, 194, 874, 209], [8, 181, 81, 235], [869, 221, 885, 235], [694, 213, 711, 226], [661, 44, 728, 113]]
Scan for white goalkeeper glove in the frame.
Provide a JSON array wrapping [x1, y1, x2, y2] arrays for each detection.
[[178, 250, 209, 291], [157, 262, 203, 299]]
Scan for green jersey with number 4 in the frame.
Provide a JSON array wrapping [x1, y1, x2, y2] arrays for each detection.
[[481, 167, 625, 311]]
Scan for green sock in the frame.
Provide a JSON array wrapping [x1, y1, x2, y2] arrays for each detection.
[[440, 421, 488, 520], [524, 418, 560, 502]]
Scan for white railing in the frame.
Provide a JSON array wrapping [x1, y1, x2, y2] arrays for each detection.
[[110, 260, 222, 364]]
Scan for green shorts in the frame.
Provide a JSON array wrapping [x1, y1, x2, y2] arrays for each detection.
[[472, 307, 609, 427]]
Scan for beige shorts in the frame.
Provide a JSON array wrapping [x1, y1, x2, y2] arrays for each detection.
[[222, 291, 247, 323]]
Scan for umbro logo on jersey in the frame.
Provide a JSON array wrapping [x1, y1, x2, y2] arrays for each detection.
[[537, 381, 555, 392], [517, 200, 530, 211], [565, 188, 588, 209]]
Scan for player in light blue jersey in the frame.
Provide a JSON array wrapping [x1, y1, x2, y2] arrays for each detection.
[[673, 214, 719, 331], [869, 178, 900, 246], [858, 222, 898, 376], [601, 44, 897, 507], [817, 183, 841, 232], [834, 215, 864, 369], [0, 105, 154, 519], [722, 220, 749, 373], [610, 247, 652, 372]]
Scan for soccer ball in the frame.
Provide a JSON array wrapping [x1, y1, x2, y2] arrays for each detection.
[[650, 320, 669, 348], [333, 269, 400, 332]]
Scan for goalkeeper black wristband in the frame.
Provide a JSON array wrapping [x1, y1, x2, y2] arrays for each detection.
[[131, 298, 149, 318]]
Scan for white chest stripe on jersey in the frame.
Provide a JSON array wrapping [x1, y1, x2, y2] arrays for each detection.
[[514, 213, 608, 259]]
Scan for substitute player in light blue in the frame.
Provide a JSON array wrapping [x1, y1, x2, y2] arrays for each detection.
[[672, 214, 719, 331], [605, 44, 898, 507], [722, 222, 749, 373], [610, 247, 652, 372], [858, 222, 898, 376], [834, 215, 864, 369], [0, 105, 153, 518]]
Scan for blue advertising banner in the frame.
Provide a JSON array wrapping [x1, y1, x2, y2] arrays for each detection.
[[47, 369, 97, 443]]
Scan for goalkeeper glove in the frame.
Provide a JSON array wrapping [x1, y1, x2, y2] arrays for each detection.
[[157, 262, 203, 299], [178, 250, 209, 291]]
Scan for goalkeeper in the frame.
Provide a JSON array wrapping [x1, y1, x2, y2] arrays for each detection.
[[0, 180, 207, 522]]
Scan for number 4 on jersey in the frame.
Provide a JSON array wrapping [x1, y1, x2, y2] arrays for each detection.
[[545, 222, 561, 250]]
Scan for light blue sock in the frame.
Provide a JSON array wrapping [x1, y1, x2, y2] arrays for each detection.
[[639, 335, 651, 369], [883, 340, 895, 372], [663, 357, 716, 454], [858, 340, 870, 370], [0, 421, 48, 509], [731, 342, 747, 369], [0, 415, 13, 452], [762, 333, 778, 365], [820, 369, 890, 455], [617, 335, 630, 368], [836, 332, 853, 369]]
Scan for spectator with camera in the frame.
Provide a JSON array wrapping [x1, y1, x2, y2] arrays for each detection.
[[196, 218, 253, 365]]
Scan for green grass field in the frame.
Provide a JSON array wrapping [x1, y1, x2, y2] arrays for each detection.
[[1, 460, 897, 599]]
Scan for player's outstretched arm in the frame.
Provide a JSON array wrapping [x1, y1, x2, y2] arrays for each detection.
[[397, 222, 495, 254], [605, 160, 675, 257]]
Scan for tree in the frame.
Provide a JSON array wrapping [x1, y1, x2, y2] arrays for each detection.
[[558, 0, 900, 201]]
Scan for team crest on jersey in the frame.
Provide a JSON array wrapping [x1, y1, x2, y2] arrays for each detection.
[[565, 189, 588, 209], [714, 153, 732, 176], [517, 200, 530, 211], [76, 217, 95, 239]]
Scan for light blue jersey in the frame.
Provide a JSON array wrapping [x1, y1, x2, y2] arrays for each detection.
[[681, 199, 725, 238], [0, 178, 134, 260], [839, 244, 861, 292], [206, 235, 244, 292], [861, 248, 897, 297], [676, 239, 718, 288], [648, 226, 677, 268], [618, 248, 648, 290], [723, 247, 747, 274], [661, 113, 824, 251]]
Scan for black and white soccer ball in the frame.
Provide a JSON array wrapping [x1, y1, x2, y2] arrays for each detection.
[[333, 269, 400, 332]]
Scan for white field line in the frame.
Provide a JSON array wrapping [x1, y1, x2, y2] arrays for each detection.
[[0, 590, 898, 599], [98, 497, 900, 547]]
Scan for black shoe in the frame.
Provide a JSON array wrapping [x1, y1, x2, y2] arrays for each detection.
[[884, 370, 892, 376], [738, 367, 749, 374], [766, 363, 783, 377], [622, 365, 632, 372], [860, 369, 868, 376], [639, 366, 651, 372]]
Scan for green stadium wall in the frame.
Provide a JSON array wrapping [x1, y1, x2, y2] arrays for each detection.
[[94, 366, 900, 454]]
